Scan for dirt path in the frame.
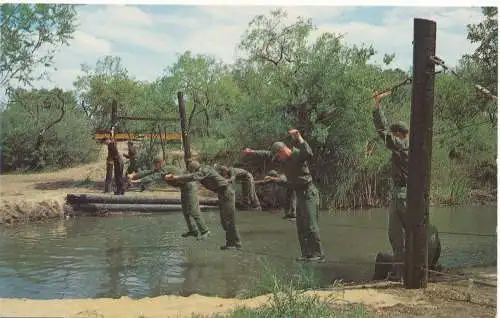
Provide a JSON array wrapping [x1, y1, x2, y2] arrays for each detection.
[[0, 143, 214, 225]]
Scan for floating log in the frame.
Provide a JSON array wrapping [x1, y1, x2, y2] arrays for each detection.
[[73, 203, 218, 213], [66, 194, 219, 206]]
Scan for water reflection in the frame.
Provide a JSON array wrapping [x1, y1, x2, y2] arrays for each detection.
[[0, 205, 496, 299]]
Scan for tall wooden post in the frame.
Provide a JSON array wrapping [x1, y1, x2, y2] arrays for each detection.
[[404, 18, 436, 289], [111, 99, 118, 127], [177, 91, 191, 167]]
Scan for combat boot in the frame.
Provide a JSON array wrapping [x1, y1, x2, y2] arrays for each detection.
[[197, 230, 211, 241], [181, 231, 198, 238]]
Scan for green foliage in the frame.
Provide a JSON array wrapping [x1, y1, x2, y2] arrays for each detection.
[[0, 4, 77, 90], [238, 259, 322, 299], [0, 88, 98, 172], [74, 56, 144, 130], [463, 7, 497, 95]]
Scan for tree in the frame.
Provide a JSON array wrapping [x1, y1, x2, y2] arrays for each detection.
[[73, 56, 142, 130], [0, 4, 77, 92], [1, 88, 97, 171], [165, 51, 240, 138], [463, 6, 498, 95]]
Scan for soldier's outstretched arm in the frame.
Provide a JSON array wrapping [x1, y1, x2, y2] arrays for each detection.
[[243, 148, 273, 160], [165, 173, 196, 184]]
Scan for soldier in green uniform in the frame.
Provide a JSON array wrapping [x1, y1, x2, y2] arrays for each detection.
[[128, 157, 210, 240], [124, 141, 139, 175], [215, 165, 262, 210], [103, 137, 125, 195], [165, 160, 242, 251], [256, 170, 296, 219], [243, 129, 325, 262], [372, 90, 409, 280]]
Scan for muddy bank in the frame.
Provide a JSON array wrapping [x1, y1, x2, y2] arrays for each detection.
[[0, 196, 71, 225]]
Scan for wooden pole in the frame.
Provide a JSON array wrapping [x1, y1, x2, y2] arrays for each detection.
[[111, 99, 118, 127], [404, 18, 436, 289], [177, 92, 191, 167]]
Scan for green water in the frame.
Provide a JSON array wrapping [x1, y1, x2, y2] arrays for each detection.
[[0, 206, 496, 299]]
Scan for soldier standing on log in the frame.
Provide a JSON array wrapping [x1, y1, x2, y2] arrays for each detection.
[[243, 129, 325, 262], [214, 164, 262, 211], [255, 170, 297, 220], [103, 128, 125, 195], [165, 160, 242, 251], [124, 140, 139, 175], [128, 157, 210, 240]]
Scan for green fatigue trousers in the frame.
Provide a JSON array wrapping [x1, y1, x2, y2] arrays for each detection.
[[126, 159, 139, 174], [389, 186, 406, 264], [285, 188, 297, 218], [240, 175, 261, 209], [181, 182, 209, 235], [217, 185, 241, 247], [295, 184, 324, 257]]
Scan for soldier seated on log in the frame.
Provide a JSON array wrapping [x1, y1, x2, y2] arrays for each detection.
[[214, 164, 262, 211], [373, 224, 442, 281]]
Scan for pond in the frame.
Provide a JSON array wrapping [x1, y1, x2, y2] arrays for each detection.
[[0, 205, 496, 299]]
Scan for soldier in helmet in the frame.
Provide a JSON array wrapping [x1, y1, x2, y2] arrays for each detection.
[[128, 157, 210, 240], [124, 140, 139, 175], [372, 90, 410, 281], [214, 164, 262, 211], [243, 129, 325, 262], [165, 160, 242, 251], [256, 170, 296, 219]]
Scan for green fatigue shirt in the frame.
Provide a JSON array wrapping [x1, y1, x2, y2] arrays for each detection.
[[373, 108, 409, 187], [137, 164, 183, 186], [175, 165, 229, 193], [252, 141, 313, 188], [124, 144, 137, 160], [228, 167, 252, 182]]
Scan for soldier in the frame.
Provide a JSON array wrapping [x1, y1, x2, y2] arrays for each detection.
[[128, 157, 210, 240], [103, 137, 125, 195], [215, 164, 262, 211], [165, 160, 242, 251], [372, 90, 409, 281], [243, 129, 325, 262], [123, 140, 139, 175], [256, 170, 296, 219]]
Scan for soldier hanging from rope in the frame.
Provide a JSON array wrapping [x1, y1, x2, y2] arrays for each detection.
[[372, 89, 442, 281]]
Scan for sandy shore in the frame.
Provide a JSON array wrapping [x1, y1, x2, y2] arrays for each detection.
[[0, 267, 496, 318]]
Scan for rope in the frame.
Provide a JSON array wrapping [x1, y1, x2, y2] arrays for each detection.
[[430, 56, 497, 101], [426, 269, 497, 288], [327, 223, 496, 238]]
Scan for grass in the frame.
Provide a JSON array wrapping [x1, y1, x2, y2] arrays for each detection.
[[192, 258, 371, 318], [236, 258, 324, 299]]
